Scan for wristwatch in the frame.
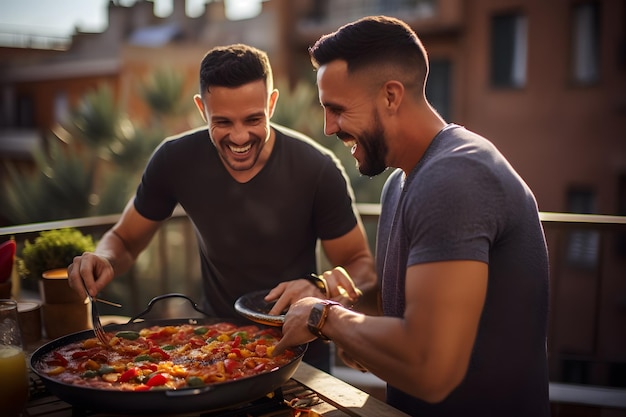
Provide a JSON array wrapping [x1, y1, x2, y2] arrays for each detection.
[[307, 300, 342, 341]]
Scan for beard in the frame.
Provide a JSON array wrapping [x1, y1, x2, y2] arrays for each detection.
[[353, 112, 388, 177]]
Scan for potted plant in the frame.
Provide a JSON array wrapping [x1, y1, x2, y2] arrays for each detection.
[[17, 228, 96, 339], [17, 228, 96, 286]]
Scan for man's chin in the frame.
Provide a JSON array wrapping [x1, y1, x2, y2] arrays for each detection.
[[358, 164, 386, 177]]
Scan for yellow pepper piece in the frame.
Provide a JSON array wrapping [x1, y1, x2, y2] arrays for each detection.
[[46, 366, 65, 376], [102, 373, 119, 383]]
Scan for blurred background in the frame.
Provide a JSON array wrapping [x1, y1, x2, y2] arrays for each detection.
[[0, 0, 625, 412]]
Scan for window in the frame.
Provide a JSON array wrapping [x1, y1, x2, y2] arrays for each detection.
[[565, 187, 599, 269], [54, 92, 69, 125], [490, 13, 527, 88], [0, 86, 14, 128], [16, 94, 35, 128], [426, 59, 452, 120], [571, 2, 600, 84]]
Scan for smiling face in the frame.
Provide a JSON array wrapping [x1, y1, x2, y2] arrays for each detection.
[[317, 61, 389, 177], [194, 79, 278, 177]]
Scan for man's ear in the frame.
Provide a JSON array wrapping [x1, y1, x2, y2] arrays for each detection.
[[193, 94, 207, 123], [267, 89, 279, 118], [383, 81, 404, 113]]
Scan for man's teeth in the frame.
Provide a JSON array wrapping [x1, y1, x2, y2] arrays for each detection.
[[229, 143, 252, 153], [343, 140, 357, 148]]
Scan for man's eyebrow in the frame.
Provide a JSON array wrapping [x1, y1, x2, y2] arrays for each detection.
[[246, 111, 266, 119], [320, 100, 343, 109]]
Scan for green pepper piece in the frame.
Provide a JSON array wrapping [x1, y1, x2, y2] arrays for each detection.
[[161, 345, 175, 351], [134, 354, 155, 362], [98, 365, 115, 375], [187, 376, 204, 387], [82, 370, 98, 378], [232, 331, 248, 344], [193, 327, 208, 335], [115, 331, 141, 340]]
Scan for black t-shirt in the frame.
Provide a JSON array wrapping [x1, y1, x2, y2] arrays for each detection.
[[134, 124, 358, 317]]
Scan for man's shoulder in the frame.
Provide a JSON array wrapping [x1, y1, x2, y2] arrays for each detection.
[[154, 126, 209, 154], [164, 126, 208, 144]]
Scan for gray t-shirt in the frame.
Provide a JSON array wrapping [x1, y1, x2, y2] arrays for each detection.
[[135, 124, 358, 317], [377, 124, 550, 416]]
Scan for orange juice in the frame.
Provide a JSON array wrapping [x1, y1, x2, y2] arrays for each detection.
[[0, 346, 28, 416]]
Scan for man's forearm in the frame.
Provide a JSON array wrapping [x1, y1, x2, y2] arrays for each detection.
[[94, 229, 138, 276], [344, 255, 377, 294]]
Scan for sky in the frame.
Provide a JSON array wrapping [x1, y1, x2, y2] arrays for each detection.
[[0, 0, 261, 38]]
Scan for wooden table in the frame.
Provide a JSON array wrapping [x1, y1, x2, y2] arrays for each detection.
[[292, 362, 409, 417]]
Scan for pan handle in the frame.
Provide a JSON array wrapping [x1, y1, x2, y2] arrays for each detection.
[[128, 293, 211, 322]]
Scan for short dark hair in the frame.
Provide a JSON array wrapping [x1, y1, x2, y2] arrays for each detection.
[[309, 16, 429, 90], [199, 44, 273, 96]]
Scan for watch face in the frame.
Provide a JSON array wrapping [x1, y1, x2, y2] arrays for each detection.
[[307, 304, 324, 328]]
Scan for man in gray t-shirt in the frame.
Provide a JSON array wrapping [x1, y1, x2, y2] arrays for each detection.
[[378, 124, 549, 415], [275, 16, 549, 416]]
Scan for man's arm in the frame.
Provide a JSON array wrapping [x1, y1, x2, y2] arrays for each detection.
[[319, 222, 377, 298], [68, 200, 162, 296], [275, 260, 487, 403]]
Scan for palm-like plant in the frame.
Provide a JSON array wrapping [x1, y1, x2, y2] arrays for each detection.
[[0, 69, 197, 226], [69, 85, 120, 150], [1, 136, 94, 224]]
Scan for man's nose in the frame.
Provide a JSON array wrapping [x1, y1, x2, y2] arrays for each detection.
[[323, 111, 339, 136]]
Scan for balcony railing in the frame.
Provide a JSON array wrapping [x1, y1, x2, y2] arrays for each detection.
[[1, 206, 625, 390]]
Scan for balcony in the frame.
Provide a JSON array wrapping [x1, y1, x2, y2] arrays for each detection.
[[1, 205, 625, 412]]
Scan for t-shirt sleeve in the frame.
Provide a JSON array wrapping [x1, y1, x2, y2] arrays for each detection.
[[133, 140, 178, 221], [404, 157, 502, 266], [312, 154, 358, 240]]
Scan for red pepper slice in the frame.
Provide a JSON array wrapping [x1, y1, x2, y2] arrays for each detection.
[[71, 348, 102, 359], [188, 337, 205, 347], [50, 351, 69, 367], [119, 367, 140, 383], [224, 358, 240, 374], [148, 346, 170, 360], [146, 373, 168, 387], [232, 335, 241, 348], [140, 363, 158, 372]]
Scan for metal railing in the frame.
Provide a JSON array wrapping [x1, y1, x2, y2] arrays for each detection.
[[1, 206, 626, 388]]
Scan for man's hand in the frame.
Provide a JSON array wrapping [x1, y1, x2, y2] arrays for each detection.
[[272, 297, 321, 357], [67, 252, 115, 297], [264, 267, 361, 315], [264, 278, 322, 316], [319, 266, 362, 305]]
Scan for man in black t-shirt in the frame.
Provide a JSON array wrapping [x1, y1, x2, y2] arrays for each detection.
[[67, 44, 376, 372]]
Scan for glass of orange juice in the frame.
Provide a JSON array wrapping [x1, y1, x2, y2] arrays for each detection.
[[0, 299, 28, 416]]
